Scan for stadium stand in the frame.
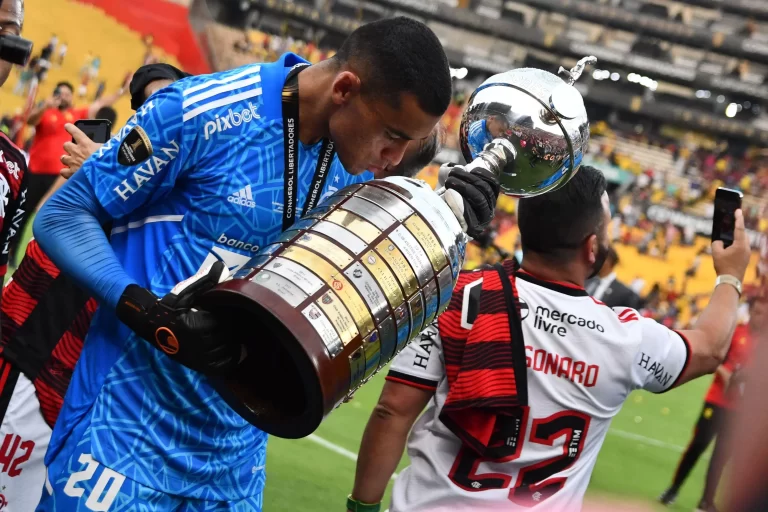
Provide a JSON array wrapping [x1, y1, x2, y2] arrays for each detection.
[[0, 0, 184, 131]]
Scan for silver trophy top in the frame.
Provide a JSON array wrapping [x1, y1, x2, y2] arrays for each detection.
[[459, 57, 596, 197]]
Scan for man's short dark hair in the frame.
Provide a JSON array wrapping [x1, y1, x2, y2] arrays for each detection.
[[95, 106, 117, 126], [55, 81, 73, 93], [334, 17, 451, 117], [517, 165, 607, 263]]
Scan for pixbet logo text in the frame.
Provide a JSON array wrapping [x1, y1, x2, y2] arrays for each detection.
[[203, 102, 260, 140]]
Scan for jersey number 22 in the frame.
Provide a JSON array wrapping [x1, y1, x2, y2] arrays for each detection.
[[448, 408, 591, 507]]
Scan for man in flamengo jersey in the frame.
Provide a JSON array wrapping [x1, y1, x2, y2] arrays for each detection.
[[659, 298, 761, 511], [349, 165, 751, 512], [32, 17, 496, 510]]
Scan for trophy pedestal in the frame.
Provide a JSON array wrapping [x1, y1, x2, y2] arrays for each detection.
[[199, 279, 341, 439]]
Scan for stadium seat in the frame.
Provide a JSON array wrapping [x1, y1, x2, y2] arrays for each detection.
[[0, 0, 183, 129]]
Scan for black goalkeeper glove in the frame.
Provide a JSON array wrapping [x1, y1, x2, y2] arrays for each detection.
[[116, 261, 242, 376], [441, 162, 500, 239]]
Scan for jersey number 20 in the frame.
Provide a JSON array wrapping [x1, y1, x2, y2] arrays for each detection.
[[448, 409, 591, 507]]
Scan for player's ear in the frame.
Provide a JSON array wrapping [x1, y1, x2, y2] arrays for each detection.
[[331, 71, 361, 106], [584, 234, 598, 267]]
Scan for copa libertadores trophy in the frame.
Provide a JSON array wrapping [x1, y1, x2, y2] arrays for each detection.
[[198, 56, 597, 438]]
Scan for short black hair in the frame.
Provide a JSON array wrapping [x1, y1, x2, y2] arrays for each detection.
[[95, 106, 117, 125], [55, 81, 73, 93], [333, 17, 451, 117], [518, 165, 607, 263]]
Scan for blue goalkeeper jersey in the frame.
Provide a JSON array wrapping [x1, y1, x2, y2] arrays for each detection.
[[44, 53, 372, 501]]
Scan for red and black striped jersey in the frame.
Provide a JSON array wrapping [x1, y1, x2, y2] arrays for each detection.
[[1, 239, 96, 427]]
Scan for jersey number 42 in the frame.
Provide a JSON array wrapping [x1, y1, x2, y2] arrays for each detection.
[[448, 408, 590, 507]]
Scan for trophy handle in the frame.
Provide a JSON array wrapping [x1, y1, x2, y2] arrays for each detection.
[[558, 56, 598, 85], [436, 138, 517, 194]]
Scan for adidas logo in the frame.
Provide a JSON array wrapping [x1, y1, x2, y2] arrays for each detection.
[[228, 185, 256, 208]]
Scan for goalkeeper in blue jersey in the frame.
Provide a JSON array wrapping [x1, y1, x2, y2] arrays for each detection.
[[32, 17, 499, 511]]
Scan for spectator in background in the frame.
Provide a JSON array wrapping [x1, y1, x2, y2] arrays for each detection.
[[586, 246, 643, 308], [12, 55, 36, 96], [17, 79, 129, 259], [57, 41, 67, 66]]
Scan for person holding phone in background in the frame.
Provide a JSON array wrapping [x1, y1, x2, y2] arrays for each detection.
[[17, 78, 130, 255]]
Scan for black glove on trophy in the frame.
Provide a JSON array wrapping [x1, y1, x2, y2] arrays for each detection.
[[441, 162, 501, 239], [116, 261, 243, 376]]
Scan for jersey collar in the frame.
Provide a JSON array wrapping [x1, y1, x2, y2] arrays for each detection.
[[516, 270, 588, 297]]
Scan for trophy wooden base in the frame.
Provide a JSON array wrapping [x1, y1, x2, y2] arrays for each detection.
[[198, 279, 353, 439]]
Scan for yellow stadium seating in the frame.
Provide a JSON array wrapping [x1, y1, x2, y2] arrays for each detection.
[[0, 0, 182, 128]]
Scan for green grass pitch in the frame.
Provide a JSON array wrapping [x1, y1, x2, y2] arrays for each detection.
[[264, 370, 716, 511]]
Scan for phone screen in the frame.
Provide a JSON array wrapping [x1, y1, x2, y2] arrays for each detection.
[[712, 188, 743, 248], [74, 119, 111, 144]]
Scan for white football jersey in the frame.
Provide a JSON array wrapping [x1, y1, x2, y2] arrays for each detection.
[[388, 271, 690, 512]]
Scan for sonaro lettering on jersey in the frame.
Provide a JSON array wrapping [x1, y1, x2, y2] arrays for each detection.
[[113, 140, 180, 201], [525, 346, 600, 387]]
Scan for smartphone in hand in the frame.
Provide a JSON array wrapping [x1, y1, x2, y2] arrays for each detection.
[[73, 119, 112, 144], [712, 187, 743, 248]]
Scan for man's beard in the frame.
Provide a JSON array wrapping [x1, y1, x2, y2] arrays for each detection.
[[588, 240, 611, 280]]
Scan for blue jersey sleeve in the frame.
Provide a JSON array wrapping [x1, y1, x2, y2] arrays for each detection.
[[33, 87, 194, 309], [82, 87, 191, 218]]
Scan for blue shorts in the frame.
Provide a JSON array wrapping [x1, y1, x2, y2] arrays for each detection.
[[37, 428, 263, 511]]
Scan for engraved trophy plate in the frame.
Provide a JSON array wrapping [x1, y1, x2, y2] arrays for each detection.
[[282, 246, 337, 281], [344, 262, 390, 324], [311, 221, 368, 255], [422, 279, 439, 327], [407, 292, 425, 343], [378, 315, 397, 364], [375, 240, 418, 298], [252, 270, 308, 308], [327, 275, 375, 337], [373, 180, 462, 280], [355, 185, 414, 222], [317, 291, 359, 346], [362, 331, 381, 381], [246, 254, 272, 271], [394, 303, 411, 352], [389, 225, 434, 286], [325, 209, 381, 244], [436, 266, 454, 315], [340, 196, 397, 231], [303, 205, 332, 220], [404, 215, 448, 272], [302, 303, 344, 358], [264, 257, 325, 296], [296, 232, 354, 269], [361, 250, 404, 308], [256, 243, 284, 258], [277, 229, 302, 243], [315, 193, 348, 211], [348, 346, 366, 393], [292, 218, 318, 231]]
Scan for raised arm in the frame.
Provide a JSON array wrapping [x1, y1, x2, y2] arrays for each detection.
[[674, 209, 751, 386]]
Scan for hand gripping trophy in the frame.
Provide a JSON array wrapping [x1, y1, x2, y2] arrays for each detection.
[[198, 57, 597, 438]]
